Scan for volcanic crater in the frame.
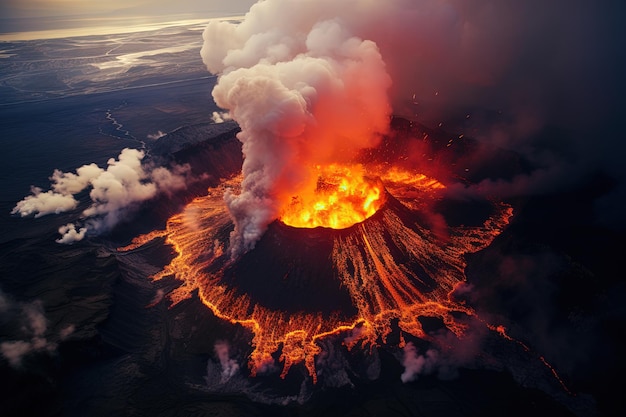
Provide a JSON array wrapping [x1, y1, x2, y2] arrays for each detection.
[[121, 116, 515, 381]]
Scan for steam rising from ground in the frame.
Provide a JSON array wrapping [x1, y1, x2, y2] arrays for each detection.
[[202, 0, 626, 255], [401, 343, 439, 383], [400, 321, 488, 384], [213, 341, 240, 383], [12, 148, 190, 243]]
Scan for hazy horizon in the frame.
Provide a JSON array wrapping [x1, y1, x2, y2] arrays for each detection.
[[0, 0, 256, 40], [0, 15, 242, 42]]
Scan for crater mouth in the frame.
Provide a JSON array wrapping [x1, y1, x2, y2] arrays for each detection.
[[279, 164, 386, 230]]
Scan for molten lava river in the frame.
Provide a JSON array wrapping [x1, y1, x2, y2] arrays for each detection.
[[119, 163, 515, 383]]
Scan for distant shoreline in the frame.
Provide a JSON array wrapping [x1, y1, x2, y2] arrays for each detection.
[[0, 14, 243, 42]]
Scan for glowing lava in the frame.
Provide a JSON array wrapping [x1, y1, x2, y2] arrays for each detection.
[[119, 165, 514, 383], [280, 164, 384, 229]]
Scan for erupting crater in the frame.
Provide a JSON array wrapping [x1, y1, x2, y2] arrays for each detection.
[[119, 163, 514, 383], [280, 164, 385, 230]]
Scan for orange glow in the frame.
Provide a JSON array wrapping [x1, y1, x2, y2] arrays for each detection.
[[380, 166, 446, 190], [280, 164, 384, 229], [118, 166, 520, 383]]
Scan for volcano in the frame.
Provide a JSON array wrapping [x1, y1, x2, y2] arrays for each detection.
[[3, 5, 624, 415], [120, 117, 516, 383], [222, 188, 509, 319]]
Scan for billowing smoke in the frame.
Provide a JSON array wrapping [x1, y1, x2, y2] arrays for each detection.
[[400, 343, 439, 383], [201, 0, 392, 256], [400, 323, 488, 383], [202, 0, 625, 254], [0, 289, 74, 368], [12, 148, 190, 243], [211, 111, 232, 124]]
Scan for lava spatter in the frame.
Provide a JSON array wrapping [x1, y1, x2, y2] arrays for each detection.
[[119, 166, 513, 382]]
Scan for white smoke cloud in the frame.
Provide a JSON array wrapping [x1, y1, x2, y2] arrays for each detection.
[[12, 148, 191, 243], [202, 1, 392, 256], [1, 341, 33, 367], [56, 223, 88, 244], [400, 343, 439, 383], [0, 292, 73, 368], [150, 165, 191, 196], [343, 325, 366, 347], [3, 300, 49, 366], [147, 130, 167, 140], [11, 187, 79, 218], [203, 0, 601, 135], [213, 341, 240, 383], [211, 111, 232, 123]]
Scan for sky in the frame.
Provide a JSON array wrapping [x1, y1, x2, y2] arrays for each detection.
[[1, 0, 257, 18], [0, 0, 257, 35]]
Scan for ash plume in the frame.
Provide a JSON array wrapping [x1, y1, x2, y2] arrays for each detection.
[[202, 0, 392, 256], [202, 0, 625, 255], [12, 148, 191, 243]]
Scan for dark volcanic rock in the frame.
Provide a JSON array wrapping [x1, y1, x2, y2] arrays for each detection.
[[150, 121, 240, 156], [223, 220, 358, 318]]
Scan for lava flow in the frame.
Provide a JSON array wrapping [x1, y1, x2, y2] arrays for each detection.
[[119, 164, 513, 383]]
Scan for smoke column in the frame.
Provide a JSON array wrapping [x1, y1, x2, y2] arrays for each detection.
[[201, 0, 392, 256], [214, 341, 240, 383], [202, 0, 625, 255]]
